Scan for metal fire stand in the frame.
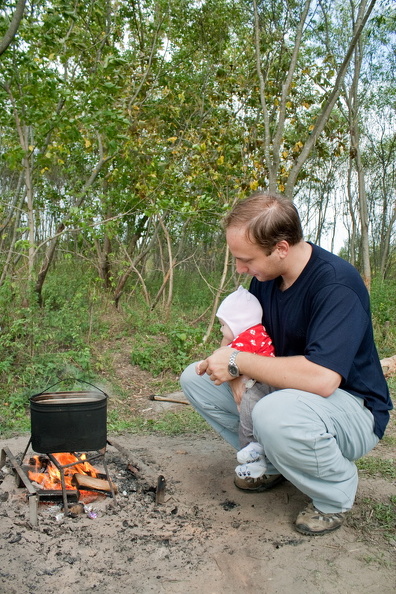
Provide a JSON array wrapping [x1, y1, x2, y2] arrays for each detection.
[[1, 439, 116, 526]]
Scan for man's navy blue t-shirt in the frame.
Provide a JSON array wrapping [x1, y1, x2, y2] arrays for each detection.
[[249, 243, 392, 439]]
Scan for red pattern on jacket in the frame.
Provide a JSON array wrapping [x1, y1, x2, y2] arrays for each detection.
[[229, 324, 275, 357]]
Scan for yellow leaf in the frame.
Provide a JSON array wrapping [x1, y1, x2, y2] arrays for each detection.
[[85, 138, 91, 148], [282, 150, 288, 159], [249, 180, 259, 191], [167, 136, 178, 143], [217, 155, 224, 165], [308, 124, 315, 131], [293, 141, 303, 152], [278, 183, 285, 192], [28, 145, 35, 151]]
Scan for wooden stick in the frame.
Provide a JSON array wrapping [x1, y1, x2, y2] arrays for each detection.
[[149, 394, 190, 405], [107, 438, 159, 485], [72, 473, 118, 494]]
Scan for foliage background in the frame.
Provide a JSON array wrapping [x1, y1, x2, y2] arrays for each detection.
[[0, 0, 395, 433]]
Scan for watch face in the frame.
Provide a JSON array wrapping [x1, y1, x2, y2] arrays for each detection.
[[228, 363, 239, 377]]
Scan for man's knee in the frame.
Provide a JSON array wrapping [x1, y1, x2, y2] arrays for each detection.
[[252, 389, 304, 450], [252, 390, 284, 427], [180, 362, 197, 389], [180, 362, 206, 406]]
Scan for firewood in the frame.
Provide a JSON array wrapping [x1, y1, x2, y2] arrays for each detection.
[[380, 355, 396, 378], [107, 438, 157, 482], [155, 475, 166, 504], [68, 502, 85, 517], [72, 473, 118, 494]]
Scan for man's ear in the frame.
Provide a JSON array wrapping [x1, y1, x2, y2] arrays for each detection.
[[275, 240, 289, 258]]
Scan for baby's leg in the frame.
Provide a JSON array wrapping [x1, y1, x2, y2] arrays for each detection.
[[238, 382, 274, 447]]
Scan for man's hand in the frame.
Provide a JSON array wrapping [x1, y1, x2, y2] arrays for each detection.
[[195, 360, 208, 375], [203, 346, 236, 384]]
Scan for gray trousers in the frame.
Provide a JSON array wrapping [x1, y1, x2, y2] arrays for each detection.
[[238, 381, 274, 448], [180, 362, 379, 513]]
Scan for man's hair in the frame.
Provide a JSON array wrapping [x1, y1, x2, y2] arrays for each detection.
[[223, 191, 303, 254]]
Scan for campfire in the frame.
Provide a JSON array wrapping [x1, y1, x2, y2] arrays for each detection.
[[0, 382, 120, 525], [26, 452, 116, 504], [1, 383, 165, 526]]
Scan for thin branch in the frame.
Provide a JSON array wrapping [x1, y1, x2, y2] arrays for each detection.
[[201, 243, 230, 344], [0, 0, 26, 56]]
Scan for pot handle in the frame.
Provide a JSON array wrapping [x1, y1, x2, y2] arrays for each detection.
[[31, 378, 108, 398]]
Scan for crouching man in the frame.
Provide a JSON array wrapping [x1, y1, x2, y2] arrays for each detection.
[[181, 192, 392, 536]]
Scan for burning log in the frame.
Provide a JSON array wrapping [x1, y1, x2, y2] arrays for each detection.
[[37, 489, 78, 503], [72, 473, 118, 494]]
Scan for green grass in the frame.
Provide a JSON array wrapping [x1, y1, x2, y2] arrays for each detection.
[[381, 434, 396, 447], [351, 496, 396, 544], [356, 457, 396, 480], [107, 408, 210, 436], [0, 409, 30, 437]]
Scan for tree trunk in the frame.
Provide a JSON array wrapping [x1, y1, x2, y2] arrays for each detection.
[[344, 9, 371, 288], [285, 0, 377, 198], [0, 0, 26, 56], [380, 202, 396, 279], [253, 0, 311, 194], [95, 234, 112, 288], [346, 162, 358, 266]]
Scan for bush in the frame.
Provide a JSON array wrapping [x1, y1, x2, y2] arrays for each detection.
[[370, 278, 396, 357], [129, 317, 211, 376]]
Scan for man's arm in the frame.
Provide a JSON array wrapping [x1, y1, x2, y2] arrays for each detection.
[[204, 347, 342, 398]]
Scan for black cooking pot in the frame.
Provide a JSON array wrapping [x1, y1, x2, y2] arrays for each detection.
[[30, 382, 108, 453]]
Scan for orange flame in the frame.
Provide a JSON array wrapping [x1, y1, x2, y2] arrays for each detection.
[[28, 453, 99, 491]]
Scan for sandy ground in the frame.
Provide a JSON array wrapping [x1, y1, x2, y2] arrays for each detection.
[[1, 420, 395, 594]]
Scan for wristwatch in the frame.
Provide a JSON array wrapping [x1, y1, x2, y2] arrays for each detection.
[[228, 350, 240, 378]]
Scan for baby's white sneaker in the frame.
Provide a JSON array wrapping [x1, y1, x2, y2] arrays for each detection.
[[235, 458, 267, 479], [237, 442, 265, 464]]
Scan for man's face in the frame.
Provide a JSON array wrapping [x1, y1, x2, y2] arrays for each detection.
[[226, 226, 283, 282]]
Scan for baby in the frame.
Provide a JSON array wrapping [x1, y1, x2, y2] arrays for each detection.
[[196, 286, 275, 480]]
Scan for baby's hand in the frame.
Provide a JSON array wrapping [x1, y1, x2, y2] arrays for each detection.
[[195, 360, 208, 375], [230, 376, 246, 405]]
